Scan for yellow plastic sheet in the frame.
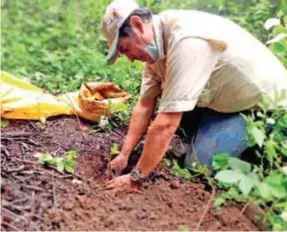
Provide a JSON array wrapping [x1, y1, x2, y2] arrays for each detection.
[[0, 71, 130, 122]]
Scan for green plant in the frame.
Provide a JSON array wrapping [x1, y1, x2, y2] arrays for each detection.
[[177, 224, 190, 231], [213, 90, 287, 230], [37, 150, 79, 174], [264, 16, 287, 68], [110, 143, 120, 155], [1, 119, 9, 128], [170, 159, 193, 180]]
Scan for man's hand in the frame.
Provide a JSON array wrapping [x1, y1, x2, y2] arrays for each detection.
[[108, 153, 129, 176], [104, 174, 140, 194]]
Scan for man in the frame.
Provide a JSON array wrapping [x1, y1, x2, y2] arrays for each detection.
[[102, 0, 287, 193]]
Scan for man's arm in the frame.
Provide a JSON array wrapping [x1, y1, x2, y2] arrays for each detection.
[[120, 96, 157, 159], [136, 112, 183, 177]]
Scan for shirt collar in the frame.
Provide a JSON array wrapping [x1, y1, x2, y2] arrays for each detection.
[[152, 15, 166, 61]]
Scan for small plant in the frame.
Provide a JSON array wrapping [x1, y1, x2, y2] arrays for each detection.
[[177, 224, 190, 231], [110, 143, 120, 155], [170, 159, 193, 180], [264, 16, 287, 68], [36, 150, 78, 174], [1, 119, 9, 128]]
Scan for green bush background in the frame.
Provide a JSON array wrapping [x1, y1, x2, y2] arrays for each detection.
[[1, 1, 287, 230], [1, 0, 286, 100]]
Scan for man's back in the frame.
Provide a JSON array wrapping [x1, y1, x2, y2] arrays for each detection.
[[154, 10, 287, 112]]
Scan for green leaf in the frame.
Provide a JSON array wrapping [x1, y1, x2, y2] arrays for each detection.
[[212, 153, 230, 170], [250, 126, 265, 148], [64, 159, 76, 169], [88, 129, 100, 135], [55, 157, 64, 163], [214, 196, 226, 207], [265, 139, 277, 165], [215, 170, 242, 184], [40, 153, 56, 165], [111, 143, 120, 155], [239, 174, 256, 195], [171, 160, 192, 180], [1, 119, 9, 128], [258, 182, 272, 200], [270, 185, 286, 199], [65, 163, 76, 174], [282, 166, 287, 176], [281, 211, 287, 223], [177, 225, 190, 231], [65, 150, 78, 159], [271, 42, 287, 57], [266, 173, 283, 185], [228, 157, 251, 173], [56, 161, 65, 172]]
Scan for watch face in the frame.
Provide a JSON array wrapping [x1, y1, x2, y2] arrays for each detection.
[[130, 168, 141, 182]]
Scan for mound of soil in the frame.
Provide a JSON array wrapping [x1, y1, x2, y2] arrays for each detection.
[[1, 116, 260, 231]]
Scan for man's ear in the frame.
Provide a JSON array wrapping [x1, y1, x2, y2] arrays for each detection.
[[129, 16, 144, 35]]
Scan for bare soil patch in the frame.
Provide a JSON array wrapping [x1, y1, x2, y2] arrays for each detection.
[[1, 116, 259, 231]]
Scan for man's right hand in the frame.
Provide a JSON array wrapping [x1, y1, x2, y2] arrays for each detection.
[[108, 153, 129, 176]]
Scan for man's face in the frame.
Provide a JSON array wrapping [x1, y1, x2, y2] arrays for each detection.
[[116, 16, 156, 64], [117, 36, 154, 63]]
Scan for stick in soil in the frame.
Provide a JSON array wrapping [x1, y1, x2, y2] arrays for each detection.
[[4, 164, 26, 173], [11, 158, 38, 165], [240, 199, 252, 216], [52, 170, 57, 208], [195, 188, 216, 231], [63, 94, 86, 140], [1, 220, 22, 231], [2, 131, 36, 138], [29, 120, 69, 150], [21, 184, 44, 192], [2, 147, 12, 159], [2, 205, 30, 224]]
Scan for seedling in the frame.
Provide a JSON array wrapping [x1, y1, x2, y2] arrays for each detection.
[[110, 143, 120, 155], [36, 150, 78, 174], [1, 119, 9, 128]]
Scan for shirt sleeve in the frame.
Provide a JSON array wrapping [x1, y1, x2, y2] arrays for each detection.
[[140, 63, 161, 99], [158, 37, 221, 112]]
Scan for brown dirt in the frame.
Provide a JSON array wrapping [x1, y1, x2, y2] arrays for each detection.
[[1, 116, 260, 231]]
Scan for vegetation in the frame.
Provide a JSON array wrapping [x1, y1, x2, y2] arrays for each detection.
[[1, 0, 286, 230], [37, 150, 79, 174], [213, 89, 287, 230]]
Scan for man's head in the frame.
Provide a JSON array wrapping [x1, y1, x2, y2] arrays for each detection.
[[102, 0, 158, 64]]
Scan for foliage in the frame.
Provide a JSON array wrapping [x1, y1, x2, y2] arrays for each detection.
[[1, 119, 9, 128], [170, 159, 193, 180], [213, 90, 287, 231], [36, 150, 79, 174], [1, 0, 285, 111], [110, 143, 120, 155], [264, 16, 287, 68], [1, 0, 142, 103]]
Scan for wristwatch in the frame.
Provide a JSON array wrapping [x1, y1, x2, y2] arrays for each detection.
[[130, 167, 145, 183]]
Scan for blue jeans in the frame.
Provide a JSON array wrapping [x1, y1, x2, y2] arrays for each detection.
[[180, 108, 248, 168]]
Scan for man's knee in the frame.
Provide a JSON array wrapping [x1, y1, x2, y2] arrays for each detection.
[[184, 112, 248, 168]]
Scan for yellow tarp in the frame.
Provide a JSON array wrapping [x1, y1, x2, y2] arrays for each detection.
[[0, 71, 131, 122]]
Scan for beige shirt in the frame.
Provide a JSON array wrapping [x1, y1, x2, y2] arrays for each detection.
[[140, 10, 287, 113]]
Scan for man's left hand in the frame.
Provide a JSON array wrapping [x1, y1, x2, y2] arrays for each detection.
[[104, 174, 141, 194]]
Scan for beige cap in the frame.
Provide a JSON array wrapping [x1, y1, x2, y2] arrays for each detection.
[[102, 0, 139, 64]]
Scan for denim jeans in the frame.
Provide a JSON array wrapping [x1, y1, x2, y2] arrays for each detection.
[[179, 108, 248, 168]]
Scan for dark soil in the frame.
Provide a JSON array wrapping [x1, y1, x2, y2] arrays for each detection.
[[1, 116, 260, 231]]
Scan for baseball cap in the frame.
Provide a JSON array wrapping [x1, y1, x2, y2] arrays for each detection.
[[102, 0, 139, 64]]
